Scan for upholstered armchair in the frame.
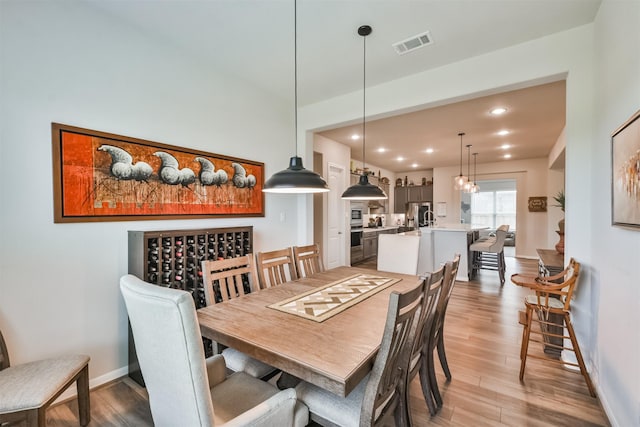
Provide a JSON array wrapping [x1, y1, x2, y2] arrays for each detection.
[[120, 274, 308, 426]]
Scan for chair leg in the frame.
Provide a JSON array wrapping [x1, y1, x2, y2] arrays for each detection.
[[428, 344, 443, 409], [418, 352, 437, 416], [77, 364, 91, 426], [498, 251, 506, 286], [436, 328, 451, 381], [519, 305, 533, 381], [564, 314, 597, 397]]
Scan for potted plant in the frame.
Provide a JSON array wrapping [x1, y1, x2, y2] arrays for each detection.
[[552, 190, 565, 253]]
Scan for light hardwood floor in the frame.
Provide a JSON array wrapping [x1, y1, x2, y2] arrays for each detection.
[[43, 256, 609, 426]]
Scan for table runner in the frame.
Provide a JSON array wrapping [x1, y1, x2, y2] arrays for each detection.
[[268, 273, 400, 322]]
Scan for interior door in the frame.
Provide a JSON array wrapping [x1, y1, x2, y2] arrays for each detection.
[[327, 163, 345, 268]]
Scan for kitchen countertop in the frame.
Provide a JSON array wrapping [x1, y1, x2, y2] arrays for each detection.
[[362, 226, 399, 234]]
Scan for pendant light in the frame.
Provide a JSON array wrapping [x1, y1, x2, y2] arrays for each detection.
[[463, 144, 473, 192], [470, 152, 480, 193], [453, 132, 468, 190], [342, 25, 387, 201], [263, 0, 329, 194]]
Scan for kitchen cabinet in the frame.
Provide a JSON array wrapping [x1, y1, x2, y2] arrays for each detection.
[[363, 232, 378, 259], [394, 185, 433, 213]]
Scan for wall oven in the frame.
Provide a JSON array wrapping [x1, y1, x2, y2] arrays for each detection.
[[350, 202, 364, 228]]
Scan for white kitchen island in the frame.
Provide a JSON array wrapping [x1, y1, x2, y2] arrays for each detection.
[[396, 224, 487, 281]]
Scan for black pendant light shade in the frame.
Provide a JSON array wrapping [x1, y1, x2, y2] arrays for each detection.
[[263, 156, 329, 193], [263, 0, 329, 194], [341, 174, 388, 200], [342, 25, 388, 201]]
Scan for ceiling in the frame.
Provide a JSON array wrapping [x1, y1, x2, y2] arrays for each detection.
[[318, 80, 566, 172], [88, 0, 599, 171]]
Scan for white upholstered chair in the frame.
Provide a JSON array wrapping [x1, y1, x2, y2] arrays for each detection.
[[0, 329, 90, 427], [377, 233, 421, 275], [469, 226, 508, 285], [296, 279, 425, 427], [120, 274, 308, 427]]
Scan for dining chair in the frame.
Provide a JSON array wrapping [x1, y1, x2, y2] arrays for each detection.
[[201, 256, 279, 380], [295, 279, 425, 427], [377, 233, 421, 275], [0, 329, 90, 427], [255, 247, 299, 289], [512, 258, 596, 397], [292, 243, 325, 278], [426, 254, 461, 412], [404, 264, 445, 424], [469, 226, 508, 285], [120, 274, 309, 426]]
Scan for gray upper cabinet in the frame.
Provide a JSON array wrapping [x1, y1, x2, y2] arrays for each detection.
[[394, 185, 433, 213]]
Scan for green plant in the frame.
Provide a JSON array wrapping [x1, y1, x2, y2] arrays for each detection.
[[553, 190, 565, 212]]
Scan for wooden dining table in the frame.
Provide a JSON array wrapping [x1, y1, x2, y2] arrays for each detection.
[[197, 266, 422, 397]]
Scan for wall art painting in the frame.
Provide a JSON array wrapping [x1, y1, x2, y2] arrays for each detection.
[[52, 123, 264, 223], [611, 110, 640, 228]]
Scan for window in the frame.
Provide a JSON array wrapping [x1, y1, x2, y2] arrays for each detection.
[[471, 189, 516, 230]]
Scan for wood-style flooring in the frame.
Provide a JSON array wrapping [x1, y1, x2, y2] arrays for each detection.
[[42, 256, 609, 426]]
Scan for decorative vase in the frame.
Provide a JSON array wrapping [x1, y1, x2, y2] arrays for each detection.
[[558, 218, 565, 233], [555, 231, 565, 254]]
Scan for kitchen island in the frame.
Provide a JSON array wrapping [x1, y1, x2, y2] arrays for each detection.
[[396, 224, 487, 281]]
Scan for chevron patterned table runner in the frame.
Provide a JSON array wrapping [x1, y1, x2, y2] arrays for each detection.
[[268, 274, 400, 322]]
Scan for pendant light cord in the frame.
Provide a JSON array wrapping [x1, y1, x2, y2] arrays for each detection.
[[294, 0, 298, 157], [362, 33, 366, 170]]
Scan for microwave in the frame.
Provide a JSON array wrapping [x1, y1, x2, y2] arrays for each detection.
[[350, 203, 364, 227]]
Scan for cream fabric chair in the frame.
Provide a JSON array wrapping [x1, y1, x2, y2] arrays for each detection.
[[377, 233, 421, 275], [296, 279, 425, 427], [0, 330, 90, 427], [469, 226, 508, 285], [120, 274, 308, 427], [201, 256, 278, 380]]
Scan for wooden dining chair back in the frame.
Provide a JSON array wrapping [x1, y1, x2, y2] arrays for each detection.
[[201, 255, 258, 305], [405, 265, 445, 421], [515, 258, 596, 397], [295, 279, 424, 427], [256, 247, 299, 289], [200, 255, 278, 380], [0, 329, 91, 427], [292, 244, 325, 278], [423, 254, 461, 414]]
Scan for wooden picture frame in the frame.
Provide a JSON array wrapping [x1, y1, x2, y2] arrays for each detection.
[[528, 196, 547, 212], [611, 110, 640, 228], [52, 123, 265, 223]]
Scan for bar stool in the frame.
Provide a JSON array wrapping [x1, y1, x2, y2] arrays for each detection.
[[469, 226, 508, 285]]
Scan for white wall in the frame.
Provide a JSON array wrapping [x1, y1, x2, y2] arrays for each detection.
[[0, 0, 298, 388], [433, 158, 549, 258], [300, 18, 640, 425], [591, 1, 640, 425]]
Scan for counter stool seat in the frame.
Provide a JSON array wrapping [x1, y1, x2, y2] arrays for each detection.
[[469, 226, 508, 285]]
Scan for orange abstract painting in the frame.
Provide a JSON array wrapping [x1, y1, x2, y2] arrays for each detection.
[[52, 123, 264, 222]]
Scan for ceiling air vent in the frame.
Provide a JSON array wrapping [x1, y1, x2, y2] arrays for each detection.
[[392, 31, 433, 55]]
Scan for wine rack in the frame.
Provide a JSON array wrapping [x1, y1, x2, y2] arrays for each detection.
[[127, 226, 253, 386]]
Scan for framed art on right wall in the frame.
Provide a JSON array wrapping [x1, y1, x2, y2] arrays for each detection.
[[611, 109, 640, 228]]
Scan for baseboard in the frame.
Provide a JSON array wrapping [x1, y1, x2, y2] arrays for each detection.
[[595, 382, 618, 427], [54, 366, 129, 405]]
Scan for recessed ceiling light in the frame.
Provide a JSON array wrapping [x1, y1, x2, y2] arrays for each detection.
[[411, 163, 418, 168], [377, 148, 387, 153], [490, 107, 507, 115], [501, 144, 510, 150], [504, 154, 512, 159], [425, 148, 434, 154], [497, 130, 510, 136], [396, 156, 405, 161], [351, 134, 360, 140]]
